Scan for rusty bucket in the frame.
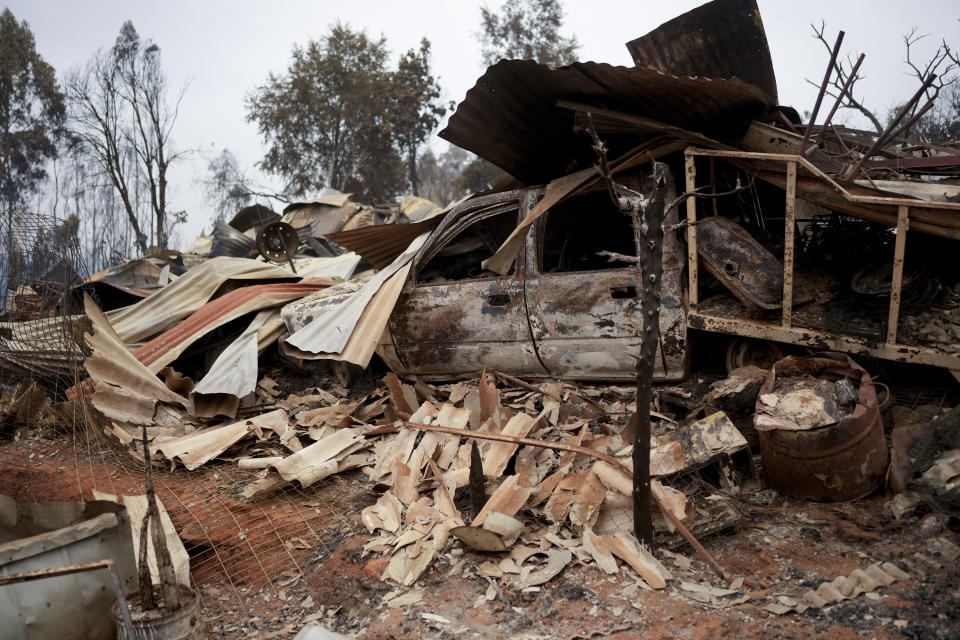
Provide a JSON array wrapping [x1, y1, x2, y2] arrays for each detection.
[[113, 586, 205, 639], [755, 354, 889, 502]]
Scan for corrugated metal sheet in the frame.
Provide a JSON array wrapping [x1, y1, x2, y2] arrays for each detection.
[[400, 196, 442, 222], [286, 252, 362, 281], [133, 279, 332, 374], [284, 234, 430, 360], [282, 192, 351, 214], [209, 219, 257, 257], [320, 199, 453, 270], [625, 0, 778, 103], [324, 217, 443, 269], [284, 202, 359, 234], [191, 308, 283, 410], [280, 274, 372, 334], [439, 59, 771, 184], [281, 262, 410, 368], [105, 257, 298, 345], [81, 294, 189, 426], [78, 258, 169, 310]]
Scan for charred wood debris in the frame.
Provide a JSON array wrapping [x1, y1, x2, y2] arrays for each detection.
[[1, 0, 960, 637]]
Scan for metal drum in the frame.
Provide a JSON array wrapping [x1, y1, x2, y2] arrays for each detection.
[[756, 354, 889, 502]]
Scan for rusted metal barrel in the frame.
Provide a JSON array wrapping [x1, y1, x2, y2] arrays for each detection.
[[756, 354, 889, 502]]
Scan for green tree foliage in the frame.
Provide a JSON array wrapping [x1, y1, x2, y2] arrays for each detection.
[[457, 155, 503, 194], [246, 24, 406, 203], [418, 146, 503, 205], [478, 0, 580, 68], [0, 9, 66, 213], [392, 39, 451, 196]]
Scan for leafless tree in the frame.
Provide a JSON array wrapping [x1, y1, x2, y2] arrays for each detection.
[[64, 21, 186, 255], [809, 21, 959, 134], [200, 147, 291, 224], [52, 147, 137, 272]]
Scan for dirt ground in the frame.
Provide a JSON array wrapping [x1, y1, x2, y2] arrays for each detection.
[[0, 427, 957, 640]]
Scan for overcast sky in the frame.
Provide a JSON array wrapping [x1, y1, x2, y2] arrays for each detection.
[[9, 0, 960, 248]]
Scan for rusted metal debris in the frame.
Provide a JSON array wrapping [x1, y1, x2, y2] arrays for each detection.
[[8, 1, 960, 633], [755, 355, 889, 502], [625, 0, 779, 103]]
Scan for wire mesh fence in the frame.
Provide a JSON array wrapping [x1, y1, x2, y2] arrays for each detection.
[[0, 212, 368, 615], [0, 210, 87, 390], [0, 420, 368, 614]]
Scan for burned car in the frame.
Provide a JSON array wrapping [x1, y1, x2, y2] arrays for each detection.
[[375, 170, 688, 382]]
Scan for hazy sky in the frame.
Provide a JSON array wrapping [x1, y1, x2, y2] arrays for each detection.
[[8, 0, 960, 248]]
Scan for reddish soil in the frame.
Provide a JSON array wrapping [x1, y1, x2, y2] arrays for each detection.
[[1, 430, 957, 639]]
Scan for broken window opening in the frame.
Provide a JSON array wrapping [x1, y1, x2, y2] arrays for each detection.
[[416, 209, 519, 283], [540, 191, 638, 273]]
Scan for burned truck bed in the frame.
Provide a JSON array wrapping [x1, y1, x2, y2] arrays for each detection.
[[683, 147, 960, 378]]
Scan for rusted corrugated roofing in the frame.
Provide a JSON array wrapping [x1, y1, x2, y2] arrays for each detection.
[[133, 279, 332, 374], [400, 196, 442, 222], [284, 202, 359, 234], [324, 216, 444, 270], [625, 0, 778, 103], [284, 234, 429, 366], [439, 59, 771, 184], [105, 257, 298, 345]]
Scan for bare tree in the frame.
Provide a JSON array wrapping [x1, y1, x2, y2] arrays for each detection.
[[65, 21, 186, 254], [809, 21, 959, 134], [202, 148, 251, 223]]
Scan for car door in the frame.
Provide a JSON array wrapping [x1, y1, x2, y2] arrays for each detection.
[[523, 176, 688, 381], [388, 192, 548, 379]]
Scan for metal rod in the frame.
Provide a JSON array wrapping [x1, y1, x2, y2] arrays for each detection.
[[844, 74, 937, 180], [812, 53, 865, 151], [402, 421, 727, 581], [887, 206, 910, 344], [883, 100, 935, 150], [0, 559, 136, 637], [684, 153, 699, 309], [709, 158, 719, 216], [801, 30, 845, 151], [492, 370, 561, 400], [782, 162, 797, 328]]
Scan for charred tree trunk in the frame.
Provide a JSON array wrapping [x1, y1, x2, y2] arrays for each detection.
[[583, 114, 667, 551], [631, 163, 668, 550]]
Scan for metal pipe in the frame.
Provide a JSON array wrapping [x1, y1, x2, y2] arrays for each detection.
[[801, 30, 845, 151], [844, 74, 937, 180], [811, 53, 865, 152], [883, 100, 935, 149]]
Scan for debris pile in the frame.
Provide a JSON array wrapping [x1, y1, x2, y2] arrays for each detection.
[[1, 0, 959, 637], [348, 370, 747, 594]]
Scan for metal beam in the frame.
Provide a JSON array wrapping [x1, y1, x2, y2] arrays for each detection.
[[887, 206, 910, 345]]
